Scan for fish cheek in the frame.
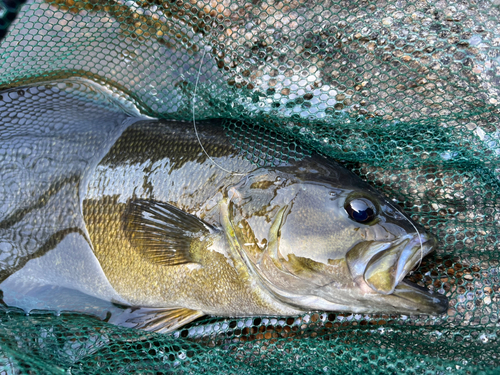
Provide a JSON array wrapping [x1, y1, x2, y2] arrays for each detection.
[[281, 253, 339, 287], [277, 199, 365, 266]]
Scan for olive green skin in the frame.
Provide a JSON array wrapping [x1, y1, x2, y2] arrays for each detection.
[[83, 120, 447, 318], [83, 120, 301, 316]]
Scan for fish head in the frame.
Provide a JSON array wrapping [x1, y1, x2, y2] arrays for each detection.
[[225, 160, 448, 315]]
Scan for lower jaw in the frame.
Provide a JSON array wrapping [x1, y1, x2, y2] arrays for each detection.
[[391, 280, 448, 314]]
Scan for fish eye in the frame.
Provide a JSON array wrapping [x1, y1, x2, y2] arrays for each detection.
[[344, 198, 377, 223]]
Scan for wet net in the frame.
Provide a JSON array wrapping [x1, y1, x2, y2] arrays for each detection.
[[1, 0, 499, 373]]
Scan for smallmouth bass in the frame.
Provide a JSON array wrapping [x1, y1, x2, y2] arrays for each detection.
[[1, 119, 448, 333], [83, 119, 447, 332]]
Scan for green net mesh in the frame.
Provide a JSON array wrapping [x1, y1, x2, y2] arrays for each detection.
[[1, 0, 500, 373]]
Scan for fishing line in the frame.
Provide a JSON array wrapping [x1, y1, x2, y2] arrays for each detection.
[[192, 48, 424, 269], [387, 200, 424, 271], [193, 47, 245, 176]]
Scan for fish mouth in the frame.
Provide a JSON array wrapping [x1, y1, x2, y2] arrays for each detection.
[[347, 234, 437, 295], [346, 234, 448, 314], [347, 233, 447, 314], [363, 234, 437, 295]]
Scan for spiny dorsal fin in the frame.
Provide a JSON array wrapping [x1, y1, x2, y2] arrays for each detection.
[[124, 199, 215, 266], [109, 306, 204, 333]]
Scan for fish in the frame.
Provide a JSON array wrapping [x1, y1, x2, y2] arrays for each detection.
[[0, 117, 447, 333], [81, 119, 447, 332]]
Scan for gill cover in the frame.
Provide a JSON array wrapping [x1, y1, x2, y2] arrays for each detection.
[[226, 167, 352, 296]]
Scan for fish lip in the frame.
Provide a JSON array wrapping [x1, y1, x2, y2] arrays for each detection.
[[397, 234, 437, 279], [392, 235, 449, 314], [362, 233, 437, 295], [366, 233, 449, 314]]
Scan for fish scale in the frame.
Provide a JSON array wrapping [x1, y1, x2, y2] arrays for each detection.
[[78, 118, 448, 331], [84, 120, 301, 320]]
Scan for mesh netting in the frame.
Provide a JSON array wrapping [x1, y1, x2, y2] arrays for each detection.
[[1, 0, 500, 373]]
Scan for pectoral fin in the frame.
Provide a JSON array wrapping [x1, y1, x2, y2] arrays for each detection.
[[109, 306, 204, 333], [124, 199, 215, 266]]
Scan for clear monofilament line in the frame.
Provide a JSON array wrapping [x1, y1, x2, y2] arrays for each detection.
[[387, 201, 424, 270], [193, 47, 245, 176]]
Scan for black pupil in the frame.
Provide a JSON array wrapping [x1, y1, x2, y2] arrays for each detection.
[[346, 198, 376, 223]]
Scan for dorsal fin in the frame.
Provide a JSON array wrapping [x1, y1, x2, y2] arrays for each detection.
[[124, 199, 215, 266]]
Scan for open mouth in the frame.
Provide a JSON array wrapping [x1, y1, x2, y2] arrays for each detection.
[[347, 234, 436, 295], [363, 234, 437, 295], [346, 233, 448, 314]]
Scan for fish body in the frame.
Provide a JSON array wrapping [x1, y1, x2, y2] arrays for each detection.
[[83, 120, 300, 318], [77, 119, 447, 332]]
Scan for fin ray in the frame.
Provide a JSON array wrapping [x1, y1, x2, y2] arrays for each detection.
[[124, 199, 215, 266], [109, 306, 204, 333]]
